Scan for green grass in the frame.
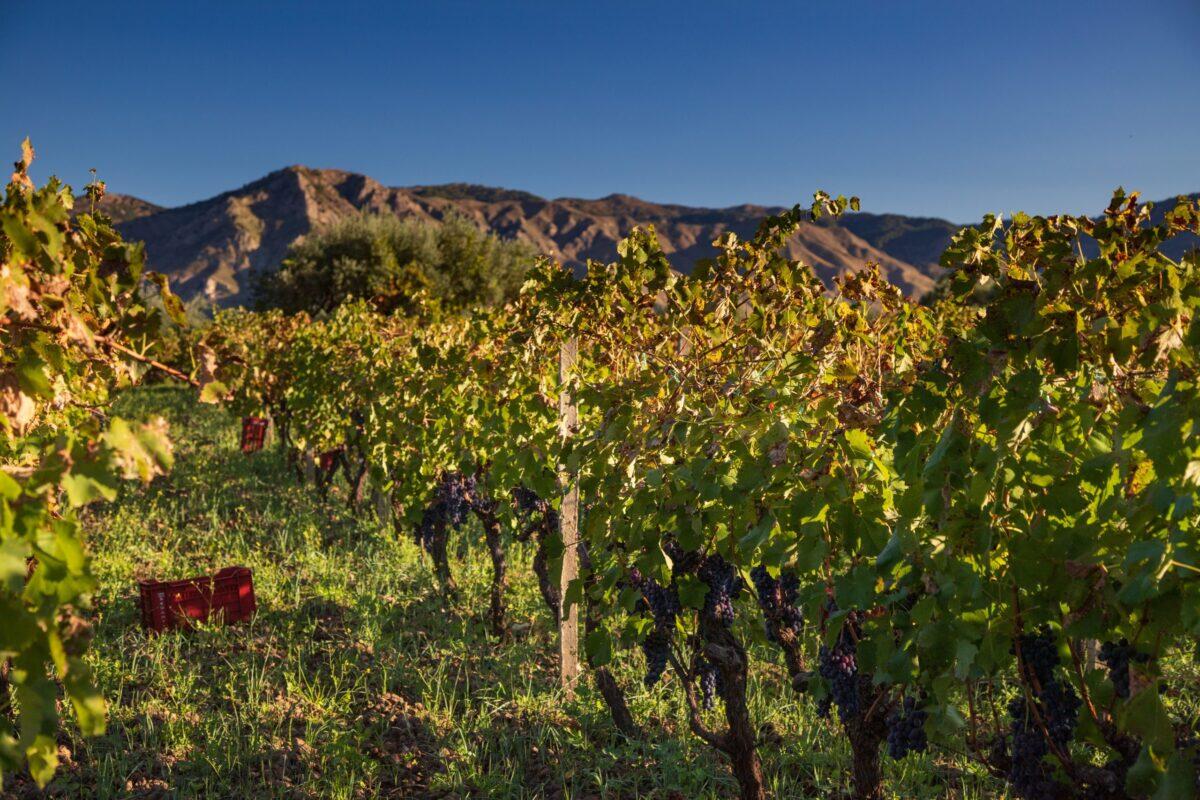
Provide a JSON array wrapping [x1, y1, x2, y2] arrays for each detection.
[[14, 386, 1009, 799]]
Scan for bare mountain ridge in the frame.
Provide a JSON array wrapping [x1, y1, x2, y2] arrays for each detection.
[[107, 166, 959, 305], [109, 166, 1196, 307], [72, 192, 164, 224]]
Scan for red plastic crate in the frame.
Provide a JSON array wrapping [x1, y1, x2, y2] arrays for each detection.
[[241, 416, 269, 453], [138, 566, 257, 633], [318, 446, 344, 472]]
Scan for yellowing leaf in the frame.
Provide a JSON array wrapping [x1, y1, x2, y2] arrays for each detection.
[[0, 372, 36, 433], [199, 379, 229, 404]]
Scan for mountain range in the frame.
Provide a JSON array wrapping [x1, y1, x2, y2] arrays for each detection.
[[90, 166, 1197, 306]]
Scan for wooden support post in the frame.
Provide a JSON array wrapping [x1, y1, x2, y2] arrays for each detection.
[[558, 337, 581, 694]]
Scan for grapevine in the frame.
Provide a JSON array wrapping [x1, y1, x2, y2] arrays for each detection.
[[198, 185, 1200, 800], [0, 141, 185, 786]]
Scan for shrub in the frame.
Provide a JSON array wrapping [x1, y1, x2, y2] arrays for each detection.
[[253, 212, 536, 314]]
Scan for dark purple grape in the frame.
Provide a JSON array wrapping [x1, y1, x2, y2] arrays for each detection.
[[415, 500, 445, 552], [698, 555, 742, 628], [697, 656, 723, 710], [510, 485, 559, 542], [628, 568, 680, 634], [1040, 679, 1080, 748], [886, 696, 928, 759], [1098, 639, 1149, 699], [1011, 625, 1059, 687], [642, 630, 670, 688], [437, 471, 472, 527], [818, 640, 859, 722], [414, 472, 478, 554], [507, 485, 563, 618], [627, 565, 682, 688], [750, 565, 803, 644], [1005, 627, 1079, 799], [1008, 709, 1058, 800], [815, 601, 861, 723], [511, 485, 544, 516]]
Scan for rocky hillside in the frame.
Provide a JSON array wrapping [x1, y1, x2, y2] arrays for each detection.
[[103, 167, 957, 305], [73, 193, 164, 224], [105, 166, 1197, 307]]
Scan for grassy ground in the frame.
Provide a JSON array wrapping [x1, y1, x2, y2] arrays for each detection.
[[13, 386, 1010, 799]]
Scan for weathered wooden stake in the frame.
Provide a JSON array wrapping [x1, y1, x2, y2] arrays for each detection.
[[558, 337, 581, 694]]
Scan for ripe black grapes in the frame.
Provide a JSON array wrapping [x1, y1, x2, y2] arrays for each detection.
[[1098, 638, 1149, 699], [511, 485, 544, 517], [1039, 677, 1081, 748], [511, 486, 558, 535], [629, 568, 680, 634], [698, 555, 743, 628], [415, 502, 444, 552], [1011, 625, 1058, 687], [815, 602, 861, 723], [1005, 626, 1080, 800], [414, 472, 476, 554], [628, 567, 681, 688], [509, 485, 562, 617], [818, 642, 858, 722], [750, 565, 803, 643], [1011, 626, 1079, 748], [1007, 707, 1058, 800], [439, 471, 473, 527], [697, 656, 722, 710], [642, 630, 670, 688], [886, 696, 928, 760]]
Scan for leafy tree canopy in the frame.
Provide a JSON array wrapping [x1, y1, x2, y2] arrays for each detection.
[[253, 212, 537, 315]]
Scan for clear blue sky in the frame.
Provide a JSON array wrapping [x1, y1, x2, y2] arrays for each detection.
[[3, 0, 1198, 222]]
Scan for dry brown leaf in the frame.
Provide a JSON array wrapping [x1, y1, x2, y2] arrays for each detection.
[[196, 343, 219, 385], [10, 138, 34, 188], [3, 271, 38, 321], [0, 372, 36, 432]]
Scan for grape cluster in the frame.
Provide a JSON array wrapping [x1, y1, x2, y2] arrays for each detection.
[[629, 568, 681, 634], [510, 486, 559, 540], [629, 568, 681, 687], [817, 610, 860, 723], [510, 485, 563, 615], [1012, 626, 1058, 687], [663, 539, 702, 577], [414, 472, 476, 553], [697, 656, 722, 710], [642, 630, 671, 688], [1005, 626, 1080, 799], [698, 555, 743, 628], [1098, 638, 1149, 699], [415, 504, 443, 552], [886, 696, 928, 759], [511, 485, 545, 517], [750, 565, 803, 643], [1012, 626, 1080, 747], [1040, 678, 1081, 747], [1007, 710, 1058, 800], [818, 642, 859, 722], [441, 471, 475, 526]]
